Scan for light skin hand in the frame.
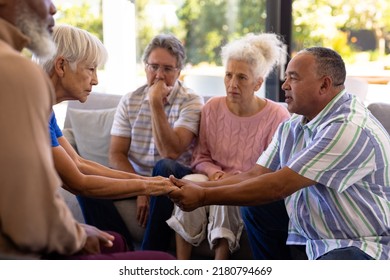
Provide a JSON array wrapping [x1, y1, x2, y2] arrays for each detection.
[[168, 175, 206, 211], [136, 178, 178, 227], [148, 79, 173, 104], [80, 224, 114, 254], [210, 171, 231, 181], [146, 177, 178, 196]]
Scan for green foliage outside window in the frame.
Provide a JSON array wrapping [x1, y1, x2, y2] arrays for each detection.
[[56, 0, 390, 66], [55, 1, 103, 41]]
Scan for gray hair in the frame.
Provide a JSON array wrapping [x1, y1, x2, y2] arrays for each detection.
[[221, 33, 285, 79], [36, 24, 108, 74], [298, 47, 346, 86], [142, 34, 186, 70]]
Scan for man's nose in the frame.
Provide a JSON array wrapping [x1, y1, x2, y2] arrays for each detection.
[[155, 67, 165, 78]]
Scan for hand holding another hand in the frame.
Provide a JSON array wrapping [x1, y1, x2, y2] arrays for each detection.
[[167, 175, 206, 212], [147, 177, 178, 196]]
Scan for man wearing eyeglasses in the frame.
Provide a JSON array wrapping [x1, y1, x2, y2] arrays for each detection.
[[101, 34, 203, 249]]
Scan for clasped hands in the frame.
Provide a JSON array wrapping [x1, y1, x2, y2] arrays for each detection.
[[166, 175, 206, 212]]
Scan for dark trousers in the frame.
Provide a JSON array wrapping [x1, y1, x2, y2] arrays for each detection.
[[141, 159, 192, 251], [76, 196, 134, 250], [241, 200, 300, 259], [317, 247, 374, 260]]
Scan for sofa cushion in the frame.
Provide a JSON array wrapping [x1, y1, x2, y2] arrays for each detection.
[[68, 107, 117, 167], [63, 93, 122, 129], [62, 128, 77, 152], [58, 187, 85, 223], [367, 102, 390, 134], [114, 199, 145, 248]]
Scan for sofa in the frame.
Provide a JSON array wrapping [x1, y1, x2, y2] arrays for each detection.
[[59, 92, 253, 259], [59, 91, 390, 260]]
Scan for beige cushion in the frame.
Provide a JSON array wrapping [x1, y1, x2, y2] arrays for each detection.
[[67, 107, 117, 167], [114, 199, 145, 246], [58, 187, 85, 223]]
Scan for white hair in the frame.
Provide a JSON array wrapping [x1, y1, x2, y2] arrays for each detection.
[[35, 24, 108, 74], [221, 33, 285, 79]]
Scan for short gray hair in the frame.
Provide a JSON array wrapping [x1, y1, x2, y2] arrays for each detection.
[[298, 47, 346, 86], [36, 24, 108, 74], [221, 33, 285, 79], [142, 34, 186, 70]]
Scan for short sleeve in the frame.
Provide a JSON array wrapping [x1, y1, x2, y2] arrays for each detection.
[[110, 94, 132, 137], [49, 112, 63, 147]]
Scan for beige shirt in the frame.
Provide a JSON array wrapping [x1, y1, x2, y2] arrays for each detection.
[[0, 18, 86, 258]]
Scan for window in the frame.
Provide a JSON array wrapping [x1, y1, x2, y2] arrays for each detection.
[[55, 0, 390, 103]]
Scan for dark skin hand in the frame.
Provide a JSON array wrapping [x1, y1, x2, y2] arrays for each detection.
[[168, 176, 207, 211], [168, 166, 316, 212], [79, 224, 115, 254]]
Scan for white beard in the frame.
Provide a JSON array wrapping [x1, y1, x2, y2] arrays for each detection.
[[15, 2, 56, 59]]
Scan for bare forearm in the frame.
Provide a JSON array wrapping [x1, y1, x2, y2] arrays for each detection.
[[202, 167, 312, 207], [199, 168, 259, 187], [65, 175, 147, 199], [203, 174, 284, 206], [78, 158, 141, 179], [109, 153, 137, 174], [149, 101, 183, 158]]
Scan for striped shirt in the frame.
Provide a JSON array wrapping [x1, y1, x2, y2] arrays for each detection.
[[111, 80, 203, 176], [257, 90, 390, 259]]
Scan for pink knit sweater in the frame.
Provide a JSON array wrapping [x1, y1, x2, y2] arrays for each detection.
[[191, 96, 290, 177]]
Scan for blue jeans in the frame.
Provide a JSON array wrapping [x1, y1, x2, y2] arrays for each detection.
[[317, 247, 374, 260], [241, 200, 296, 259], [141, 159, 192, 251]]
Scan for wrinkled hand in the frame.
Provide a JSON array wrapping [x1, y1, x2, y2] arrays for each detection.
[[210, 171, 234, 181], [136, 195, 149, 228], [147, 177, 178, 196], [209, 171, 225, 181], [168, 175, 206, 211], [148, 79, 173, 104], [80, 224, 115, 254]]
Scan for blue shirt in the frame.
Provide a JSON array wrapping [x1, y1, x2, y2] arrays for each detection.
[[49, 112, 63, 147], [258, 90, 390, 259]]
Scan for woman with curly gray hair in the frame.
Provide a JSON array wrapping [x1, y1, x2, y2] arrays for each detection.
[[166, 33, 291, 259]]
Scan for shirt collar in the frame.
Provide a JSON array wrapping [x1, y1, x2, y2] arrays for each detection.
[[300, 89, 346, 130]]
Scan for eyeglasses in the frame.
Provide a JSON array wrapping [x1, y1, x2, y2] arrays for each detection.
[[146, 63, 179, 75]]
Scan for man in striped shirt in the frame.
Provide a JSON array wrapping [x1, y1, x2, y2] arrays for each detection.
[[169, 47, 390, 260], [109, 34, 203, 248]]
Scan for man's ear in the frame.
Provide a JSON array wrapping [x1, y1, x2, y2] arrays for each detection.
[[54, 57, 66, 77], [319, 76, 332, 94]]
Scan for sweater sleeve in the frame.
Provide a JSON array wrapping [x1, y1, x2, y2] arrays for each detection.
[[191, 98, 223, 177]]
